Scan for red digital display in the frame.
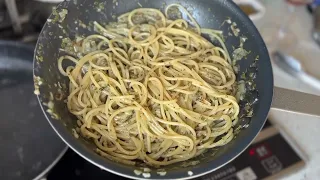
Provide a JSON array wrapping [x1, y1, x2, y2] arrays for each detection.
[[249, 149, 255, 156], [249, 143, 272, 159]]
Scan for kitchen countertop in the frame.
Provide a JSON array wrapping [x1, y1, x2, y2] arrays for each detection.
[[255, 0, 320, 179]]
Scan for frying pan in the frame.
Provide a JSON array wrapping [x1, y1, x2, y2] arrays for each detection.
[[0, 41, 67, 180], [33, 0, 320, 179]]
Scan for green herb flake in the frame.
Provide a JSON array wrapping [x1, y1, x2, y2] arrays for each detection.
[[61, 38, 71, 48], [94, 2, 105, 12], [51, 7, 59, 23], [241, 72, 246, 79], [38, 56, 44, 62], [232, 48, 250, 62], [58, 9, 68, 22]]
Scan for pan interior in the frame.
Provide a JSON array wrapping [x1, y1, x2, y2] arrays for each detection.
[[33, 0, 273, 178]]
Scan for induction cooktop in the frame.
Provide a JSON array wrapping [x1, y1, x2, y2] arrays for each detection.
[[46, 120, 305, 180]]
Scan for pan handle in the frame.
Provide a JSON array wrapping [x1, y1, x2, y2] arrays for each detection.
[[271, 87, 320, 117]]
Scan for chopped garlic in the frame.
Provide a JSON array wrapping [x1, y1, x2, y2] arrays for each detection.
[[142, 172, 151, 178], [134, 169, 142, 175], [157, 171, 167, 176]]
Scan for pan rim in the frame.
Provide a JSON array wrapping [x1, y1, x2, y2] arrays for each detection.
[[33, 147, 68, 180]]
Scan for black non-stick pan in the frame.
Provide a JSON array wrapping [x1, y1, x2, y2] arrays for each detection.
[[33, 0, 320, 179]]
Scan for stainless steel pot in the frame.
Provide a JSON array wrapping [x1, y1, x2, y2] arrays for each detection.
[[0, 41, 67, 180]]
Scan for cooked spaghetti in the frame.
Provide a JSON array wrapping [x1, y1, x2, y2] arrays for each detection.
[[58, 4, 239, 166]]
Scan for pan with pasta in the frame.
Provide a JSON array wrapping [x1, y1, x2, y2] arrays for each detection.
[[34, 0, 273, 179]]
